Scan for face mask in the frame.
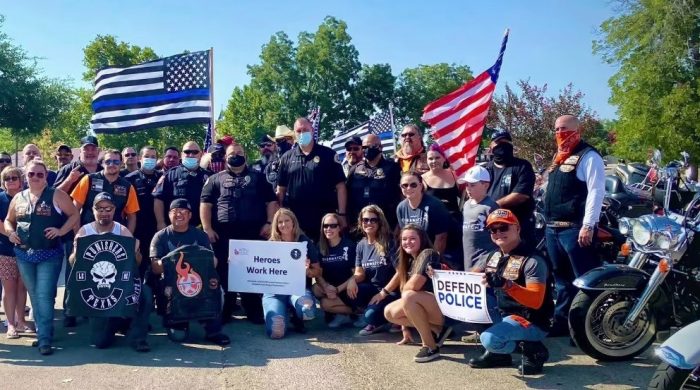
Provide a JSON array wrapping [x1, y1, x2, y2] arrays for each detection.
[[277, 141, 291, 154], [297, 131, 312, 147], [142, 158, 157, 171], [227, 155, 246, 168], [492, 143, 514, 164], [182, 157, 199, 170], [364, 146, 382, 160]]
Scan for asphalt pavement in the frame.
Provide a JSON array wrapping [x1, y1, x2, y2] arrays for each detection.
[[0, 287, 658, 390]]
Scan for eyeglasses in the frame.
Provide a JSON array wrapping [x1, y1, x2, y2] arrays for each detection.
[[400, 182, 419, 189], [26, 172, 45, 179], [489, 225, 511, 234], [0, 158, 11, 163], [94, 206, 114, 213], [183, 150, 200, 155], [400, 133, 416, 138], [361, 217, 379, 224], [124, 153, 137, 157], [103, 159, 121, 166], [3, 176, 19, 182], [322, 223, 340, 229], [346, 146, 361, 152]]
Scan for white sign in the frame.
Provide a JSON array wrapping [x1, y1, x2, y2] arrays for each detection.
[[432, 270, 492, 324], [228, 240, 307, 296]]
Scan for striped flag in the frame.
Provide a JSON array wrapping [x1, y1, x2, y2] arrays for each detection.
[[330, 122, 371, 160], [368, 110, 396, 153], [204, 123, 213, 150], [308, 106, 321, 140], [90, 50, 212, 134], [421, 30, 509, 177]]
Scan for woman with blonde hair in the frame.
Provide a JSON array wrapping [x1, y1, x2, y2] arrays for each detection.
[[0, 166, 31, 338], [346, 204, 398, 335], [263, 208, 322, 338], [383, 224, 447, 363]]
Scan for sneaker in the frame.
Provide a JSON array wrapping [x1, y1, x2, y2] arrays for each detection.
[[328, 314, 352, 329], [414, 346, 440, 363], [461, 332, 480, 344], [434, 326, 453, 348], [353, 318, 368, 328], [358, 323, 388, 336]]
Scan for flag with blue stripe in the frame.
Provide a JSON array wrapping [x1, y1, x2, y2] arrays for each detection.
[[330, 122, 371, 161], [90, 50, 212, 134], [368, 110, 396, 153]]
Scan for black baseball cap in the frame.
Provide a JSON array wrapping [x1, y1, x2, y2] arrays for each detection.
[[169, 198, 192, 211], [56, 144, 72, 153], [258, 134, 275, 146], [93, 192, 115, 207], [344, 136, 362, 148], [208, 144, 224, 154], [491, 130, 512, 142], [80, 135, 99, 147]]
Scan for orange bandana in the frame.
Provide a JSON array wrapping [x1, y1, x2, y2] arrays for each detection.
[[554, 131, 581, 165]]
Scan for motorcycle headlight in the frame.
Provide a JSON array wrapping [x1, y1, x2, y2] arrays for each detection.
[[632, 219, 652, 246], [655, 233, 672, 250], [619, 217, 632, 236]]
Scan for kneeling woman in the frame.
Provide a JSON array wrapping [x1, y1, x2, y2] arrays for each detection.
[[264, 208, 321, 339], [383, 224, 446, 363]]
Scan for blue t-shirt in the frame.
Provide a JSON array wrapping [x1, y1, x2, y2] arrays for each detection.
[[321, 236, 356, 287], [396, 194, 451, 243], [355, 238, 396, 289], [0, 191, 13, 256]]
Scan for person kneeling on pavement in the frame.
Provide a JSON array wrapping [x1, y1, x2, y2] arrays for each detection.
[[468, 209, 554, 375], [69, 192, 152, 352], [149, 199, 230, 347]]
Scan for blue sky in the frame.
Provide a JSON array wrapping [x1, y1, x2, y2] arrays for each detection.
[[2, 0, 618, 120]]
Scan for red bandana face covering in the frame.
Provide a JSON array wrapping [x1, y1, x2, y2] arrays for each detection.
[[554, 130, 581, 165]]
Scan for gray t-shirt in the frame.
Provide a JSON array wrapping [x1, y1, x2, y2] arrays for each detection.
[[462, 196, 499, 269]]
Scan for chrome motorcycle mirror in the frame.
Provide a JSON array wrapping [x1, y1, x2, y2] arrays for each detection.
[[653, 149, 663, 165]]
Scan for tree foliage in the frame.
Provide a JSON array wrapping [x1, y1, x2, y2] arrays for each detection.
[[595, 0, 700, 161]]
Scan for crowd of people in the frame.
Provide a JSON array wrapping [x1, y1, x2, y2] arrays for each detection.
[[0, 114, 606, 375]]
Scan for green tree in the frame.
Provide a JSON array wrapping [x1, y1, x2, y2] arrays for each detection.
[[595, 0, 700, 161], [348, 64, 396, 122], [395, 63, 473, 128]]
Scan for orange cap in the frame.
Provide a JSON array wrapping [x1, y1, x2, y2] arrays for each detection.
[[486, 209, 520, 227]]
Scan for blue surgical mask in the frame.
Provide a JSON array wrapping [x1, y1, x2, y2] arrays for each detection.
[[182, 157, 199, 170], [297, 131, 312, 147], [142, 158, 157, 171]]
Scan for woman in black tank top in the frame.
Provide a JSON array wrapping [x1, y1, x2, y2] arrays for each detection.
[[422, 144, 463, 216]]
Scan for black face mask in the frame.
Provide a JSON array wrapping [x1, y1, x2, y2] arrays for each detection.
[[364, 146, 382, 160], [277, 141, 292, 155], [492, 143, 514, 164], [227, 155, 246, 168]]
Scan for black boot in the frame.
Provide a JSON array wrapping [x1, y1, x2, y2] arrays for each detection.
[[518, 341, 549, 375], [468, 350, 513, 369]]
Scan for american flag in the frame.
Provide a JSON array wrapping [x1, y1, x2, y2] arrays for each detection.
[[330, 121, 371, 160], [330, 108, 396, 159], [90, 50, 212, 134], [204, 122, 213, 150], [421, 30, 509, 177], [308, 106, 321, 140]]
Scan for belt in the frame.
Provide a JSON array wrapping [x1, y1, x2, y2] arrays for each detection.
[[546, 221, 580, 228]]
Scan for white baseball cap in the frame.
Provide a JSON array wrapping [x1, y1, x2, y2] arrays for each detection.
[[458, 165, 491, 184]]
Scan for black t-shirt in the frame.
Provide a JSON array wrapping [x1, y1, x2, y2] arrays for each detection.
[[355, 238, 396, 289], [200, 167, 275, 227], [152, 165, 212, 227], [346, 158, 402, 227], [406, 249, 441, 293], [150, 226, 212, 259], [485, 157, 536, 227], [320, 236, 356, 287], [53, 161, 103, 193]]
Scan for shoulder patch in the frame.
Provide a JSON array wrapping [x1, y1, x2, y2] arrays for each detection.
[[564, 155, 580, 165]]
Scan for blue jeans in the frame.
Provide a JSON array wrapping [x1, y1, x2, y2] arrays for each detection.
[[262, 290, 317, 338], [481, 315, 548, 354], [89, 284, 153, 348], [17, 254, 63, 347], [545, 226, 600, 331], [342, 282, 398, 326]]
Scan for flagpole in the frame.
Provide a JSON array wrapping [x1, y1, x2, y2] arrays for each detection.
[[209, 47, 216, 143], [388, 102, 397, 153]]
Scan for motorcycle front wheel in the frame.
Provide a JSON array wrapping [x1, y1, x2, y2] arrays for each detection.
[[569, 290, 656, 361], [648, 363, 700, 390]]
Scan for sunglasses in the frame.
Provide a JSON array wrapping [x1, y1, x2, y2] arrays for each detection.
[[400, 182, 419, 189], [361, 217, 379, 224], [322, 223, 340, 229], [183, 150, 200, 155], [0, 158, 11, 163], [400, 133, 416, 138], [27, 172, 45, 179], [94, 206, 114, 213], [103, 159, 121, 166], [3, 176, 19, 182], [124, 153, 137, 157], [259, 143, 274, 148], [346, 146, 361, 152], [489, 225, 511, 234]]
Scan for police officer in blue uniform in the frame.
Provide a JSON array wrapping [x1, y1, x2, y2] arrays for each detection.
[[153, 141, 211, 230], [276, 117, 347, 241], [201, 143, 279, 323]]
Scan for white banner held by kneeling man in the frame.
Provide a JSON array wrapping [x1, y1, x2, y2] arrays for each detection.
[[432, 270, 492, 324], [228, 240, 307, 296]]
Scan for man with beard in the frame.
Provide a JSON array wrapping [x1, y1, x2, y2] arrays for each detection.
[[54, 145, 73, 169], [70, 192, 152, 352], [251, 134, 276, 175], [120, 147, 139, 177], [162, 146, 181, 172], [484, 130, 537, 246], [342, 136, 364, 177], [394, 124, 429, 174], [125, 146, 162, 280], [276, 117, 347, 240], [54, 135, 104, 328], [201, 143, 279, 323]]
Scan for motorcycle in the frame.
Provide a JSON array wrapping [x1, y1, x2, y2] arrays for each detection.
[[647, 320, 700, 389], [569, 151, 700, 361]]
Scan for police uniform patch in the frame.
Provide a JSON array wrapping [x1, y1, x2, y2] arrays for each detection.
[[559, 164, 575, 173], [244, 175, 251, 184], [564, 155, 580, 165], [333, 154, 341, 164], [313, 155, 321, 164], [223, 178, 234, 188], [375, 168, 385, 178], [503, 255, 524, 280]]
